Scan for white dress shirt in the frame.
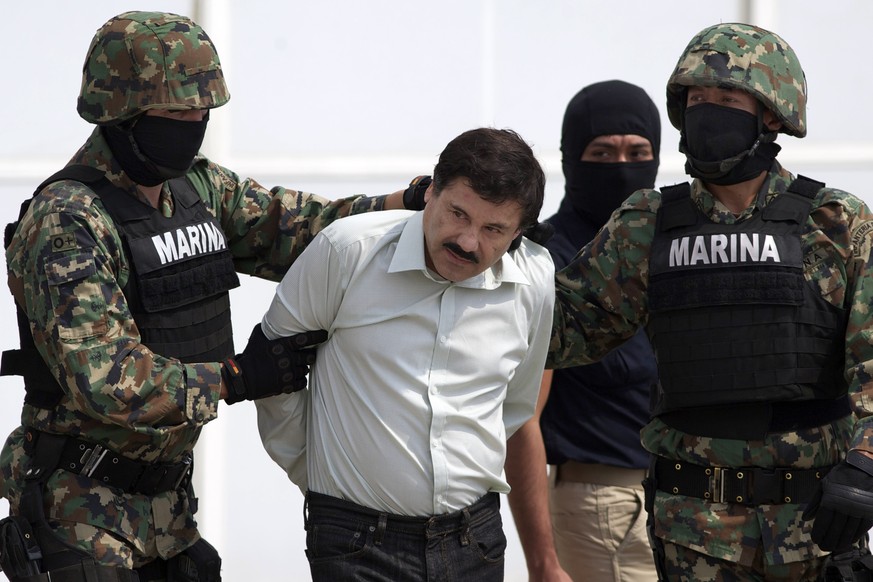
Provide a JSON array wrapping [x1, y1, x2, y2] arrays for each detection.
[[255, 210, 555, 516]]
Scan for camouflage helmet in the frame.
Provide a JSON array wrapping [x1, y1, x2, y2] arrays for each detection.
[[666, 23, 806, 138], [78, 11, 230, 125]]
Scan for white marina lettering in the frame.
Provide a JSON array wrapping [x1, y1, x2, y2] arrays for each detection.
[[151, 221, 227, 265], [152, 232, 178, 265], [668, 233, 781, 267], [176, 230, 192, 259], [690, 237, 710, 265], [205, 222, 226, 251], [187, 225, 203, 255], [740, 233, 759, 262], [669, 237, 690, 267]]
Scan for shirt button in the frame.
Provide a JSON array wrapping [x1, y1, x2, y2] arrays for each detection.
[[440, 336, 447, 343]]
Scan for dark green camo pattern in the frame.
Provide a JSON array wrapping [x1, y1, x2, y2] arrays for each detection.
[[666, 23, 807, 137], [78, 12, 230, 125]]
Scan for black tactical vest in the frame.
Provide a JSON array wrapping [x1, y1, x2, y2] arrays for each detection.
[[2, 165, 240, 408], [96, 171, 240, 361], [646, 177, 848, 437]]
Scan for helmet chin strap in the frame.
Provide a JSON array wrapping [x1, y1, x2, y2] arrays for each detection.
[[683, 130, 777, 180], [120, 117, 169, 180]]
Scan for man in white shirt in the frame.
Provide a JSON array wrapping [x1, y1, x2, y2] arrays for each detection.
[[254, 127, 555, 581]]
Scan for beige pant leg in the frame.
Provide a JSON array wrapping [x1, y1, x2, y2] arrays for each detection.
[[549, 471, 657, 582]]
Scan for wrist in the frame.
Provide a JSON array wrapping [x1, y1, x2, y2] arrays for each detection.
[[526, 551, 564, 578], [847, 449, 873, 476], [221, 358, 246, 404]]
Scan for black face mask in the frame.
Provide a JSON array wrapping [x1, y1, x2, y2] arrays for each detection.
[[682, 103, 779, 186], [560, 81, 661, 227], [104, 112, 209, 186], [563, 159, 658, 226]]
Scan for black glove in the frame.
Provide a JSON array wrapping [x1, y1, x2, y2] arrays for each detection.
[[803, 450, 873, 552], [402, 175, 432, 210], [222, 324, 328, 404], [523, 222, 555, 246]]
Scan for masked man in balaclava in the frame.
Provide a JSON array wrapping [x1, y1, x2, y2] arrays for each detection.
[[506, 79, 661, 582]]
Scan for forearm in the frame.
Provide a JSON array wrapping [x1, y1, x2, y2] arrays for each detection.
[[505, 420, 564, 577], [211, 160, 406, 279]]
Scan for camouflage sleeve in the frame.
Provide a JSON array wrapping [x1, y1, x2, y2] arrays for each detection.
[[833, 192, 873, 452], [6, 182, 221, 434], [547, 189, 659, 369], [188, 160, 389, 282]]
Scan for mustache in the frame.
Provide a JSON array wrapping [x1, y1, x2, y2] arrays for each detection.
[[443, 242, 479, 264]]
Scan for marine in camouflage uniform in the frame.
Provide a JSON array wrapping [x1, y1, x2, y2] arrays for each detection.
[[547, 23, 873, 581], [0, 11, 405, 581]]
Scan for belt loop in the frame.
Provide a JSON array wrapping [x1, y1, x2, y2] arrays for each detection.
[[459, 507, 471, 547], [374, 513, 387, 546]]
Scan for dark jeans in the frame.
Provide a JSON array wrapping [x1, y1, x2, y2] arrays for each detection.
[[303, 491, 506, 582]]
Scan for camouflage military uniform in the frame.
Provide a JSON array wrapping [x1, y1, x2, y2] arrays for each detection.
[[1, 127, 387, 568], [545, 22, 873, 580], [1, 11, 389, 571], [547, 163, 873, 578]]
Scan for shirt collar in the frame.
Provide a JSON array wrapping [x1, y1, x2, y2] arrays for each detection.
[[388, 212, 531, 289]]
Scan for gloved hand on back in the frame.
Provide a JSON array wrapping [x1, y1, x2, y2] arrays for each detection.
[[222, 323, 327, 404]]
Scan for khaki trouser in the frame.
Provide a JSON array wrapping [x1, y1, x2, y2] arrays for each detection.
[[549, 462, 656, 582]]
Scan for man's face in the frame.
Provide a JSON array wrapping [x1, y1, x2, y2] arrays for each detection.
[[686, 86, 758, 114], [421, 178, 524, 282], [581, 134, 654, 163]]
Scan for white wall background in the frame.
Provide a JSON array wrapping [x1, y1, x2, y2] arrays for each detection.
[[2, 1, 872, 580]]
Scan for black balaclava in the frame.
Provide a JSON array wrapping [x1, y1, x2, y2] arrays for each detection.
[[561, 80, 661, 227], [103, 111, 209, 187], [680, 95, 780, 186]]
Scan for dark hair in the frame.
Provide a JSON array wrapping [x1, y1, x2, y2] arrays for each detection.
[[432, 128, 545, 229]]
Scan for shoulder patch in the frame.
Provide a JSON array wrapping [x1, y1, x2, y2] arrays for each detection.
[[50, 232, 79, 253], [851, 220, 873, 258]]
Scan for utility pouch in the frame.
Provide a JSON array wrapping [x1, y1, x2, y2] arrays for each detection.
[[0, 515, 43, 578], [169, 538, 221, 582]]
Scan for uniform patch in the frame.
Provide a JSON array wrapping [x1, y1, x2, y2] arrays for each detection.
[[50, 232, 78, 253], [851, 220, 873, 258], [803, 249, 828, 271]]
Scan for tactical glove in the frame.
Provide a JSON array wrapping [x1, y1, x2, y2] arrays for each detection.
[[222, 324, 328, 405], [803, 450, 873, 552], [402, 175, 432, 210]]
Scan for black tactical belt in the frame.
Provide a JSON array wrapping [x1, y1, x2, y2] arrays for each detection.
[[27, 429, 191, 496], [654, 456, 831, 505]]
